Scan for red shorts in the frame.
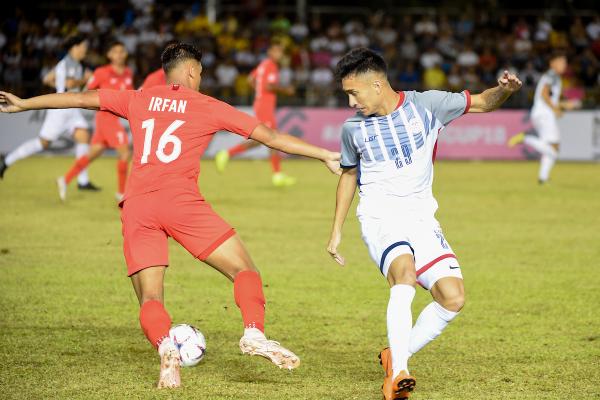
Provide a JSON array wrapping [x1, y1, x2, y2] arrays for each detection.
[[92, 115, 129, 148], [254, 106, 276, 129], [120, 188, 235, 276]]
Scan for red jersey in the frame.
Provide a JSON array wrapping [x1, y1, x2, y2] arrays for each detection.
[[98, 85, 260, 202], [141, 69, 167, 89], [88, 65, 134, 127], [250, 58, 279, 113]]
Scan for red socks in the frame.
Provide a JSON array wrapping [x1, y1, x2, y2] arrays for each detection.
[[234, 270, 265, 332], [117, 159, 128, 193], [139, 300, 172, 349], [64, 155, 90, 184], [270, 153, 281, 173], [228, 143, 248, 157]]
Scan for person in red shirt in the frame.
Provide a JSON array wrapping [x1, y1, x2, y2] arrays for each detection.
[[215, 41, 297, 187], [140, 68, 166, 89], [58, 41, 134, 201], [0, 43, 340, 389]]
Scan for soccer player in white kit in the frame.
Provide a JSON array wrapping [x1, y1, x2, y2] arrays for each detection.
[[508, 52, 580, 183], [0, 35, 99, 190], [327, 48, 522, 400]]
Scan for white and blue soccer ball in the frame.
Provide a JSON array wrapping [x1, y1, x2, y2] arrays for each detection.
[[169, 324, 206, 367]]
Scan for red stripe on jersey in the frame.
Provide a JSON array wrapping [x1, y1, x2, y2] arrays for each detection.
[[416, 253, 457, 277], [463, 90, 471, 114], [396, 91, 406, 109]]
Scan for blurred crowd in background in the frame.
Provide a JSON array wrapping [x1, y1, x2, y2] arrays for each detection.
[[1, 1, 599, 108]]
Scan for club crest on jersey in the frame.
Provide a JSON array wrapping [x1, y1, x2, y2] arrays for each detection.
[[407, 117, 425, 134], [148, 96, 187, 113]]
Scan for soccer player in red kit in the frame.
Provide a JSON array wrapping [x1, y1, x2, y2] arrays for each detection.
[[58, 41, 134, 201], [141, 68, 166, 89], [215, 41, 296, 187], [0, 43, 340, 389]]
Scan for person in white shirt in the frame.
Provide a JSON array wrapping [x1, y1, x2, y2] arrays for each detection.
[[327, 47, 521, 400], [508, 52, 581, 183]]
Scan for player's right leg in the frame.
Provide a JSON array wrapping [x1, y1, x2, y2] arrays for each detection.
[[202, 235, 301, 370], [131, 266, 181, 389], [381, 254, 417, 400], [0, 108, 65, 179], [121, 193, 180, 388], [115, 143, 131, 201], [72, 128, 101, 191], [57, 143, 105, 201], [526, 115, 560, 184]]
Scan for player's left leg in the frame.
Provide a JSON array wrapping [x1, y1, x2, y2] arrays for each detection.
[[131, 266, 181, 389], [202, 235, 300, 370], [57, 143, 105, 201], [115, 143, 131, 201], [408, 277, 464, 357], [72, 128, 100, 191], [215, 140, 261, 173]]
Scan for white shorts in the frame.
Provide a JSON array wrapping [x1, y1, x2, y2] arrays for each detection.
[[531, 113, 560, 144], [359, 213, 463, 290], [39, 109, 89, 141]]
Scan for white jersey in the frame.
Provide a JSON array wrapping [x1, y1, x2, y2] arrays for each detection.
[[531, 70, 561, 117], [340, 90, 469, 219], [54, 55, 84, 93]]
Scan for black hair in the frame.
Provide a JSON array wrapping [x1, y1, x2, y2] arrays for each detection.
[[549, 50, 567, 62], [63, 34, 88, 52], [334, 47, 387, 81], [161, 42, 203, 74], [105, 40, 125, 53]]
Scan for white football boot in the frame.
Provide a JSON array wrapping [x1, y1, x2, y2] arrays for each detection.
[[239, 328, 300, 370]]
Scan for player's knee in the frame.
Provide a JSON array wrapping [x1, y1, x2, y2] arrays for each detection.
[[387, 259, 417, 287], [441, 293, 465, 312]]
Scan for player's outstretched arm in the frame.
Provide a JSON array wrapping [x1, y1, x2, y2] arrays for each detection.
[[327, 167, 358, 266], [469, 70, 522, 113], [0, 90, 100, 113], [250, 124, 341, 175]]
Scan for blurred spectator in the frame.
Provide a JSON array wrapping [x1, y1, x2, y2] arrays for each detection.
[[423, 62, 446, 89], [0, 5, 598, 108]]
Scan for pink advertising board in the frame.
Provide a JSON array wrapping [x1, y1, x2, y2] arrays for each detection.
[[276, 108, 532, 160]]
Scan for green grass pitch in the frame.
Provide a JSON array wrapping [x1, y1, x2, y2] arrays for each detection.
[[0, 157, 599, 399]]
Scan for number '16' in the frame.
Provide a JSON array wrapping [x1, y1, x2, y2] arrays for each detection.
[[141, 118, 185, 164]]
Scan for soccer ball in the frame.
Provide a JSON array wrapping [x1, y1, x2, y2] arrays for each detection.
[[169, 324, 206, 367]]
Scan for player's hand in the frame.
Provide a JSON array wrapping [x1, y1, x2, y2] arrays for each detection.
[[327, 231, 345, 266], [498, 70, 522, 93], [324, 151, 342, 175], [0, 91, 26, 113], [553, 106, 564, 118], [561, 99, 582, 111]]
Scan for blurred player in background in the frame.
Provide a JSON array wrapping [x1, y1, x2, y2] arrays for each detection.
[[215, 40, 297, 187], [1, 43, 341, 389], [57, 41, 133, 202], [0, 35, 99, 191], [508, 52, 581, 184], [326, 48, 521, 400]]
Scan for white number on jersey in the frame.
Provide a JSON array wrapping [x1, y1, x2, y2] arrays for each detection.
[[140, 118, 185, 164]]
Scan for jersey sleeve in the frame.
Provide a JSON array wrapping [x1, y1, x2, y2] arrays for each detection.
[[54, 61, 67, 93], [340, 123, 359, 168], [211, 100, 260, 138], [98, 89, 135, 119], [413, 90, 470, 125], [86, 69, 103, 90]]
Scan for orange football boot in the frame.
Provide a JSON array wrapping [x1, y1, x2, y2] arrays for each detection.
[[379, 347, 416, 400]]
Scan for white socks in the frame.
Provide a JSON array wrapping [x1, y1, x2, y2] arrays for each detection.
[[75, 143, 90, 185], [539, 154, 556, 182], [387, 284, 415, 378], [408, 301, 458, 357], [5, 138, 44, 166], [523, 136, 557, 182], [244, 327, 266, 339]]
